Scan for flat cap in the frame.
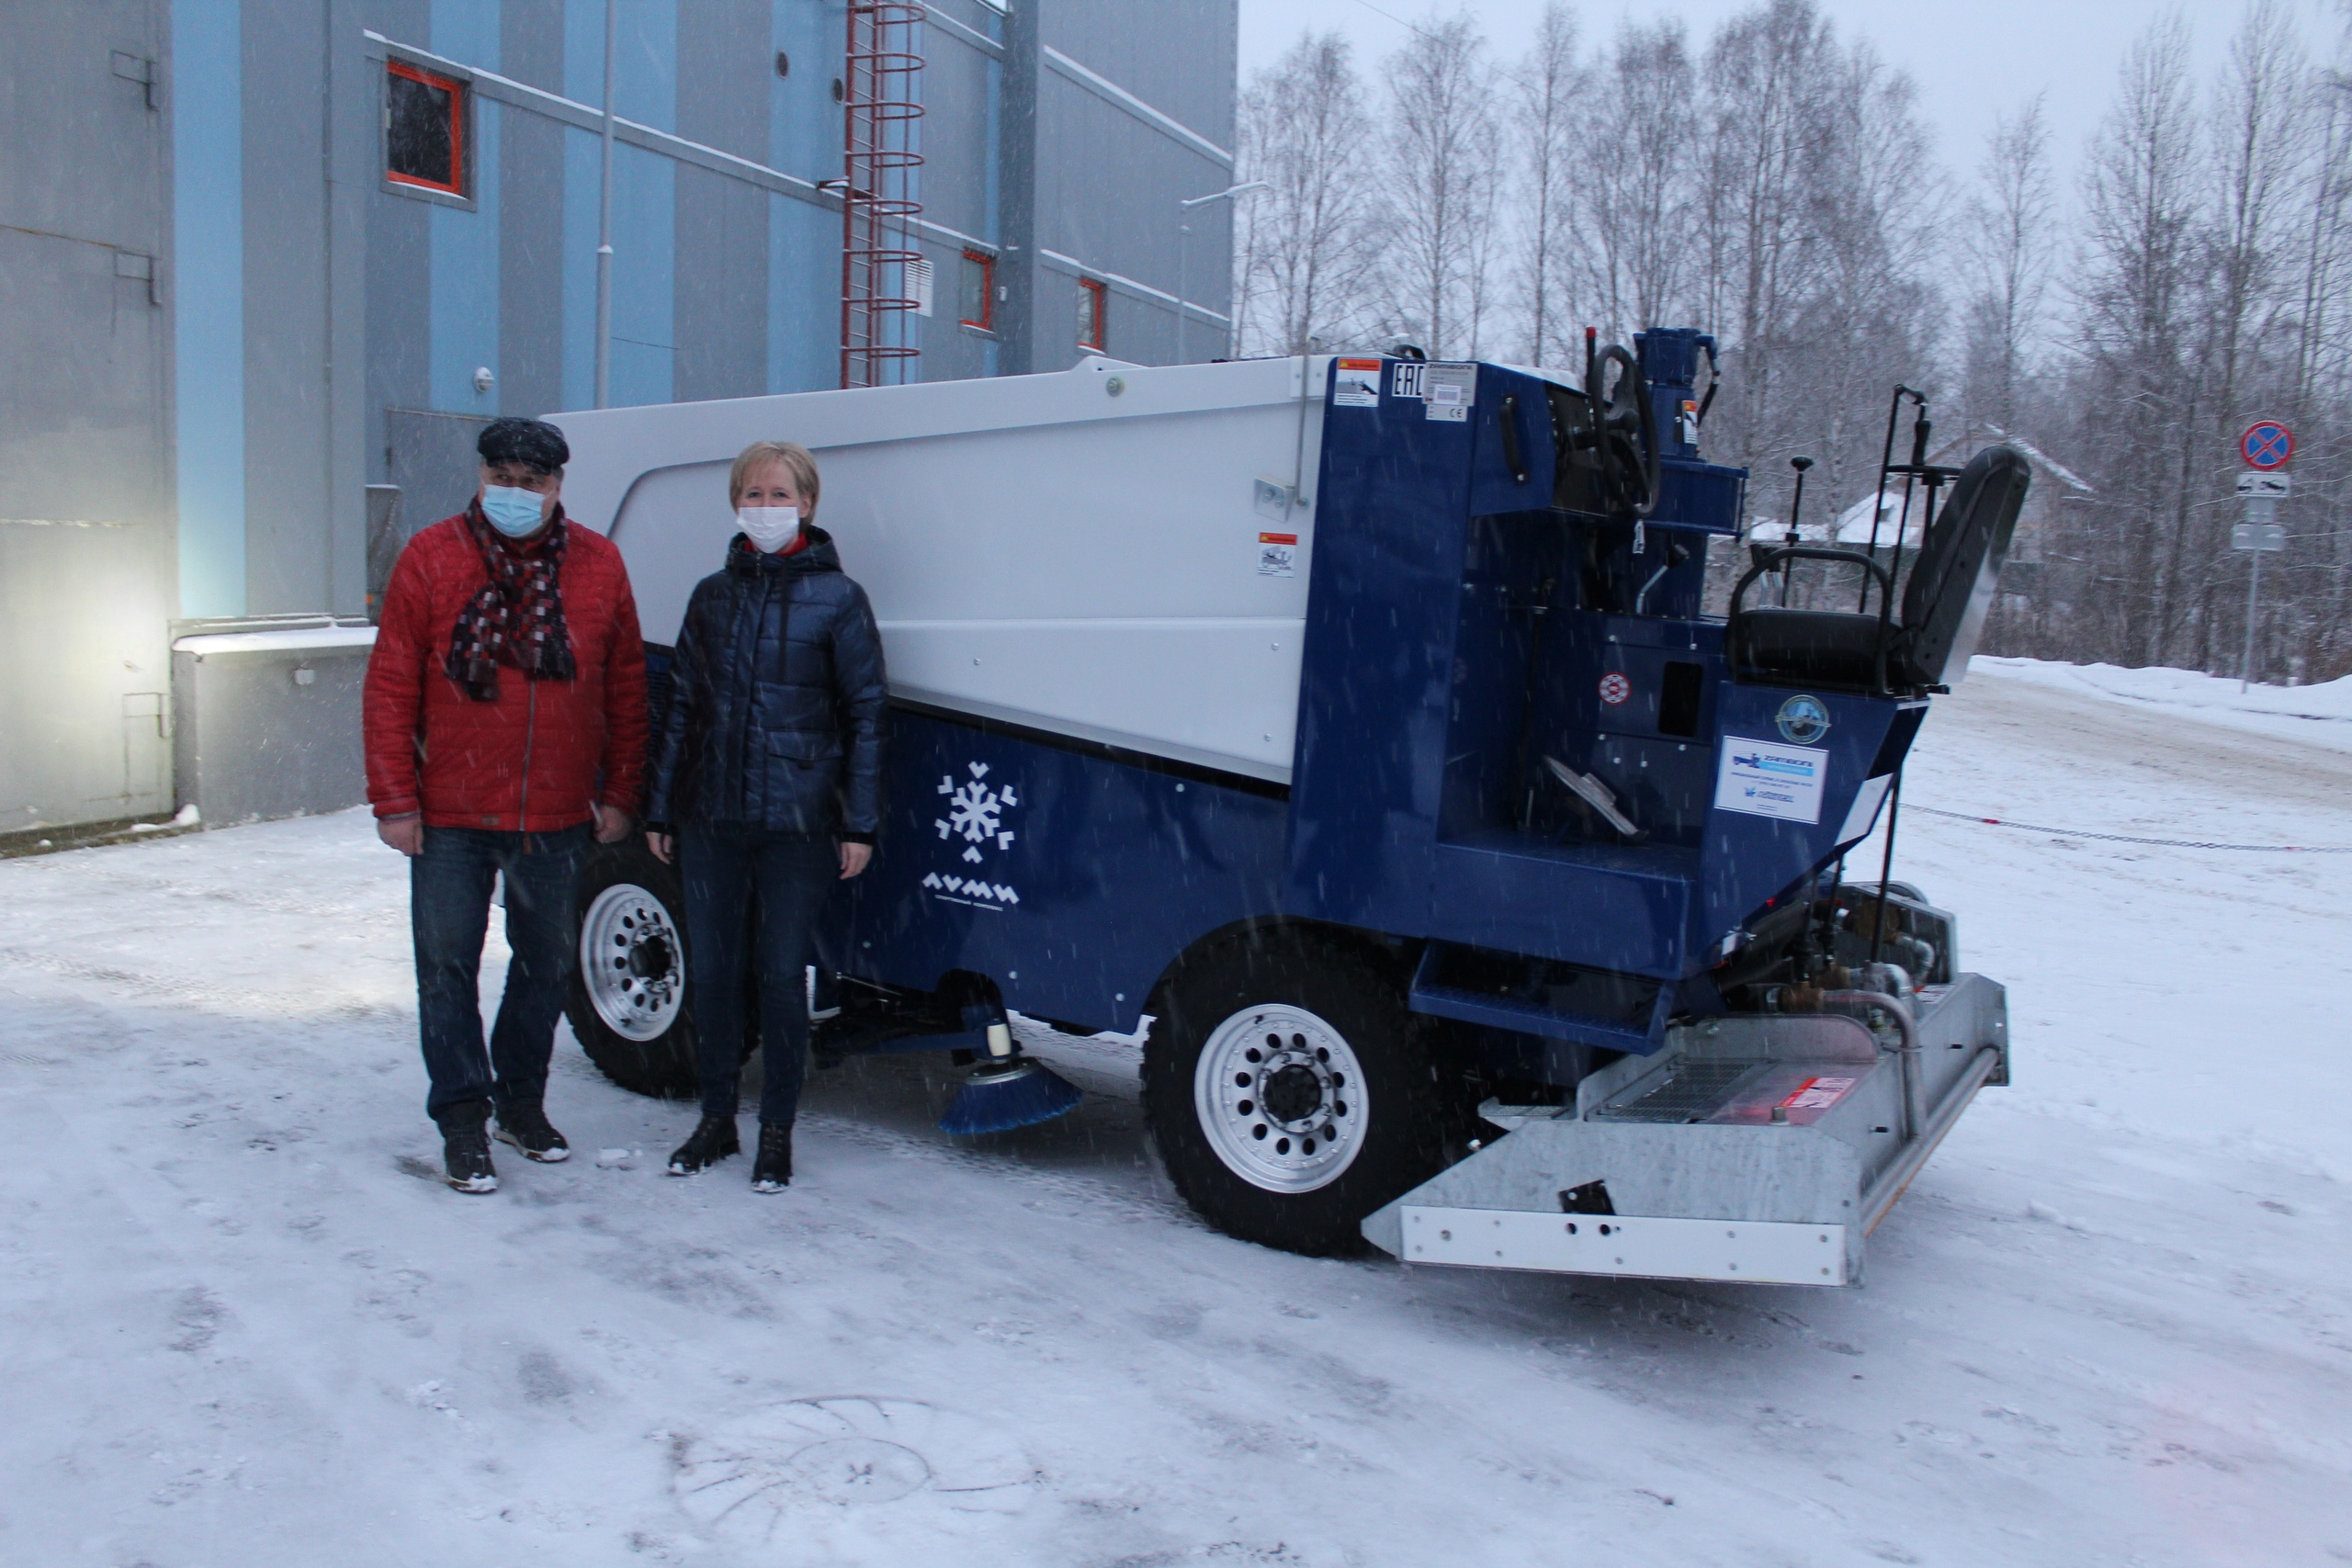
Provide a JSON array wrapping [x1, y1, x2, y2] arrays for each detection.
[[478, 416, 571, 472]]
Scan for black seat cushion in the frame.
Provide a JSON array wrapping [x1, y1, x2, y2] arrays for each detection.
[[1734, 607, 1886, 689]]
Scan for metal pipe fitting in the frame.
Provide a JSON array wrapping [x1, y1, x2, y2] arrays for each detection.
[[1821, 989, 1923, 1142]]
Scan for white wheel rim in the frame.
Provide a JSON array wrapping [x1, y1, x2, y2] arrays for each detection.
[[580, 883, 684, 1042], [1193, 1002, 1368, 1193]]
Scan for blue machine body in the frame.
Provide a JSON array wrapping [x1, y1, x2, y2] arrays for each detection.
[[839, 335, 1919, 1080]]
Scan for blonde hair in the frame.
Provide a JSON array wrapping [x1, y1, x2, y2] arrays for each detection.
[[729, 440, 820, 522]]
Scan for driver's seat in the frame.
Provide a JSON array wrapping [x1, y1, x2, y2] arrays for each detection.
[[1731, 445, 2030, 693]]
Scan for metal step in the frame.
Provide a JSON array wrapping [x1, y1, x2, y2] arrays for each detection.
[[1363, 975, 2007, 1287]]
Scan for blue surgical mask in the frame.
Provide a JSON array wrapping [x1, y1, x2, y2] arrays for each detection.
[[481, 484, 548, 537]]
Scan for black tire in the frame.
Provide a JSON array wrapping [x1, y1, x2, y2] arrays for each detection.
[[1142, 926, 1462, 1257], [568, 839, 700, 1099]]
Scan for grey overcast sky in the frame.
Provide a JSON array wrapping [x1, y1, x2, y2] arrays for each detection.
[[1238, 1, 2347, 204]]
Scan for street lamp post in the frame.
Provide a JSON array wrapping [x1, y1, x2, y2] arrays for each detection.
[[1174, 181, 1269, 365]]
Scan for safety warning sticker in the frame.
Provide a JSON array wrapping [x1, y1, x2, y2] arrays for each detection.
[[1421, 362, 1476, 422], [1778, 1076, 1857, 1111], [1258, 532, 1298, 577], [1332, 358, 1382, 408], [1713, 736, 1827, 824]]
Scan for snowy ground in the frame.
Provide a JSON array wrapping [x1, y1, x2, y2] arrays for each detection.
[[3, 665, 2349, 1568]]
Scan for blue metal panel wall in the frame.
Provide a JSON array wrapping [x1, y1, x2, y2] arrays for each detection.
[[560, 3, 606, 412], [844, 710, 1286, 1035], [608, 0, 677, 406], [173, 0, 245, 616], [767, 0, 842, 391], [427, 6, 499, 415]]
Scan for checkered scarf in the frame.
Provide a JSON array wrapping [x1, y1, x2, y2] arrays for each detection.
[[445, 502, 576, 702]]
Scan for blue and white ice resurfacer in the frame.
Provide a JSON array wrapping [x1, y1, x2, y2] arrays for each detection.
[[552, 332, 2024, 1287]]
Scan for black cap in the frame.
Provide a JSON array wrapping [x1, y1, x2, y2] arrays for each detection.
[[478, 416, 571, 473]]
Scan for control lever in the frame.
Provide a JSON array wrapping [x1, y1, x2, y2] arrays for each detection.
[[1544, 757, 1648, 843]]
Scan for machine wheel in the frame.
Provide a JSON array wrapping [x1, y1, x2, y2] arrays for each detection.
[[1142, 928, 1457, 1257], [567, 839, 698, 1099]]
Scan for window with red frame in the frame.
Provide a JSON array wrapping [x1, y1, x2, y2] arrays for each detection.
[[959, 250, 995, 330], [1077, 276, 1107, 351], [386, 61, 466, 195]]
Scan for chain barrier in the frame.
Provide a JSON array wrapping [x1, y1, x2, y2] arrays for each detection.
[[1905, 804, 2352, 853]]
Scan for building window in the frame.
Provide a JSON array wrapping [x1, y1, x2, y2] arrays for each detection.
[[959, 250, 995, 330], [386, 61, 466, 196], [1078, 277, 1107, 351]]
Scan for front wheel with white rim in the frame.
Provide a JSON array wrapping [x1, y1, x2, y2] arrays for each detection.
[[1143, 929, 1459, 1256], [566, 839, 699, 1099]]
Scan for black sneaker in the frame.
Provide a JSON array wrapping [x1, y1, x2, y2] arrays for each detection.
[[752, 1122, 793, 1192], [494, 1104, 571, 1163], [435, 1101, 498, 1194], [667, 1114, 741, 1176]]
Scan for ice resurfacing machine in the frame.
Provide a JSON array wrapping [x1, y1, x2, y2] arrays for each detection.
[[553, 332, 2023, 1287]]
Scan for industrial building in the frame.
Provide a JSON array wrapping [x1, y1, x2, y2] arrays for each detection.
[[0, 0, 1238, 836]]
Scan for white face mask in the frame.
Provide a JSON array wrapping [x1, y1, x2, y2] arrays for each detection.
[[737, 506, 801, 553]]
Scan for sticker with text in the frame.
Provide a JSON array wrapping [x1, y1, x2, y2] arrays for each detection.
[[1713, 736, 1827, 824], [1421, 362, 1476, 422], [1258, 532, 1298, 577], [1332, 358, 1382, 408], [1778, 1076, 1858, 1111]]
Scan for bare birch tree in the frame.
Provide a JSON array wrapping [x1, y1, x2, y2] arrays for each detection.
[[1961, 96, 2055, 433], [1510, 3, 1581, 367], [2067, 15, 2205, 664], [1234, 32, 1378, 356], [1374, 11, 1498, 358], [1574, 21, 1698, 347]]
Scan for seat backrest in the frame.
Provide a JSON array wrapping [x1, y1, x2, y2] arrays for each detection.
[[1896, 445, 2030, 686]]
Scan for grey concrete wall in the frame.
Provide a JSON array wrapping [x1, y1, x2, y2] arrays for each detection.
[[0, 1, 178, 832]]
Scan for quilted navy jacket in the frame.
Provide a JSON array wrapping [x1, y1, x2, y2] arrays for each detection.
[[646, 529, 888, 839]]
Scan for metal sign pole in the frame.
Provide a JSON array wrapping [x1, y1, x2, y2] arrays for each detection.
[[2233, 421, 2294, 693], [2242, 548, 2261, 693]]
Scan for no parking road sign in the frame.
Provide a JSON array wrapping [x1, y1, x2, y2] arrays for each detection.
[[2241, 420, 2294, 469]]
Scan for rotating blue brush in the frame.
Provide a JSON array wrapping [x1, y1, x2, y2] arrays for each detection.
[[939, 1021, 1083, 1135]]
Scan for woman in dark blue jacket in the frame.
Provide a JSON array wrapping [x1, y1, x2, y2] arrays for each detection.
[[646, 440, 887, 1190]]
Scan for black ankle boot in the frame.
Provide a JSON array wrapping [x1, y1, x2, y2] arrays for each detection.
[[667, 1114, 741, 1175], [752, 1122, 793, 1192]]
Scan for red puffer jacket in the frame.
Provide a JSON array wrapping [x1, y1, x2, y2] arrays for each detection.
[[364, 511, 649, 830]]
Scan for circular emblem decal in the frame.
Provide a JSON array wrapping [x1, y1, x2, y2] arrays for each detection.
[[1776, 694, 1831, 744], [1598, 672, 1632, 705]]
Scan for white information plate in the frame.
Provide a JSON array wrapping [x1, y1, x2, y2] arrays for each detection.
[[1714, 736, 1828, 824]]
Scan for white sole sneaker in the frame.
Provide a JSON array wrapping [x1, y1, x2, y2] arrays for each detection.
[[446, 1171, 498, 1194], [493, 1125, 571, 1163]]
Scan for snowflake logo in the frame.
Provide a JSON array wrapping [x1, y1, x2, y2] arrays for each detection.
[[934, 761, 1019, 865]]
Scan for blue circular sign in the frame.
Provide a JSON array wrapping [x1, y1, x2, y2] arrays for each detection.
[[2242, 421, 2294, 469], [1776, 694, 1831, 745]]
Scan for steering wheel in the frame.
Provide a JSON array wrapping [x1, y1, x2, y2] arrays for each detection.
[[1584, 343, 1661, 519]]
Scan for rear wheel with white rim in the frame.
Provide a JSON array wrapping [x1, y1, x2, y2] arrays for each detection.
[[567, 840, 699, 1099], [1143, 928, 1460, 1256]]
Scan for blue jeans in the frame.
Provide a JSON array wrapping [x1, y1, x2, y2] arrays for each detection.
[[410, 823, 589, 1121], [680, 825, 838, 1123]]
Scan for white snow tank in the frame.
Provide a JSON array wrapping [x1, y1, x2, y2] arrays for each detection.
[[550, 355, 1332, 784]]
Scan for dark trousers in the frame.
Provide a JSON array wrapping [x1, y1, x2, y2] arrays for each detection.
[[680, 824, 838, 1124], [411, 823, 588, 1121]]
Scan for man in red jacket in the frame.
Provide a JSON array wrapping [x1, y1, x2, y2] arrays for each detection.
[[364, 416, 648, 1193]]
